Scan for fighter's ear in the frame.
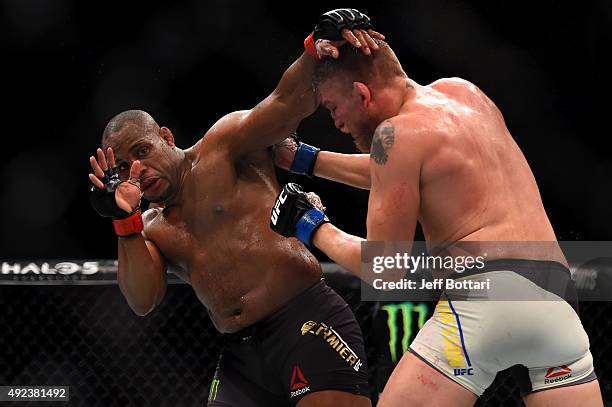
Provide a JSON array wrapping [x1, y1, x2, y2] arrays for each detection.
[[159, 126, 176, 147], [353, 82, 371, 107]]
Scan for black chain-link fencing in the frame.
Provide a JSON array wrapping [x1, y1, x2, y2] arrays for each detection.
[[1, 271, 611, 406]]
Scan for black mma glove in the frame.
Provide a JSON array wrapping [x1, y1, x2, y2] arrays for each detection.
[[304, 8, 373, 59], [315, 8, 373, 41], [270, 183, 329, 246], [90, 167, 143, 238]]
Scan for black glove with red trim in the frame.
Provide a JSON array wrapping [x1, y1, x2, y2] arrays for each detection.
[[89, 167, 143, 238], [304, 8, 374, 59]]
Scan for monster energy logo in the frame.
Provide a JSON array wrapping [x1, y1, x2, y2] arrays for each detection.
[[208, 378, 220, 402], [382, 302, 429, 363]]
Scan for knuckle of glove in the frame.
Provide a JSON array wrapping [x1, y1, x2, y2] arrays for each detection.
[[351, 9, 372, 30], [314, 8, 372, 40], [286, 182, 304, 195]]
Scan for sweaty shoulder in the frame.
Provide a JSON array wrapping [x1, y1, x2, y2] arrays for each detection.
[[370, 116, 433, 169], [429, 77, 501, 117], [141, 207, 163, 239], [429, 77, 480, 96], [192, 111, 249, 154]]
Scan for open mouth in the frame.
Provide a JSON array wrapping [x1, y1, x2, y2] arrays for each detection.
[[141, 177, 159, 191]]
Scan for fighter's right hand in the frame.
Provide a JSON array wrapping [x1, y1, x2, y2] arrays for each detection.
[[270, 183, 328, 247], [89, 147, 144, 238]]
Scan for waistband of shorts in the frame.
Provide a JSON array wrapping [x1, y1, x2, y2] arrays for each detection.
[[449, 258, 578, 311], [224, 279, 329, 341], [451, 258, 570, 279]]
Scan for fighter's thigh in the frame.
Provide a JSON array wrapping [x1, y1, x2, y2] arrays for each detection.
[[523, 379, 603, 407], [207, 352, 284, 407], [297, 391, 371, 407], [280, 314, 370, 403], [377, 352, 477, 407]]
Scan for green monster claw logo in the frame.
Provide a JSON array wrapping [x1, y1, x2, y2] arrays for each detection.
[[382, 302, 429, 363], [208, 378, 220, 402]]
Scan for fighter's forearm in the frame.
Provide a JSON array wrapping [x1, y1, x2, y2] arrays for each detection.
[[271, 52, 318, 122], [227, 52, 318, 156], [313, 152, 371, 189], [312, 223, 364, 278], [117, 236, 165, 316]]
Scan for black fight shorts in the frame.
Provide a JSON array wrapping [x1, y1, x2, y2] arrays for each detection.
[[207, 279, 370, 406]]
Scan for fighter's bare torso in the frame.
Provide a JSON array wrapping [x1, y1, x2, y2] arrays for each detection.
[[141, 123, 321, 333], [394, 78, 564, 261]]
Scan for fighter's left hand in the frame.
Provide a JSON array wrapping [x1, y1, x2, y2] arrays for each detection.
[[310, 8, 386, 59], [317, 28, 386, 59], [272, 137, 299, 171]]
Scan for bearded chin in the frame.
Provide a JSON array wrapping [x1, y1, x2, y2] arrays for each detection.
[[353, 133, 374, 153]]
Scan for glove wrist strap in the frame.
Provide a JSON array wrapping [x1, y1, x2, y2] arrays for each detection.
[[304, 32, 320, 60], [295, 208, 328, 246], [291, 143, 320, 177], [113, 210, 144, 238]]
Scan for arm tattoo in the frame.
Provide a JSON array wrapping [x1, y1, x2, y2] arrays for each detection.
[[371, 124, 395, 165]]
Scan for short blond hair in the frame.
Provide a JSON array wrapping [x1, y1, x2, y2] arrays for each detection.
[[313, 41, 405, 90]]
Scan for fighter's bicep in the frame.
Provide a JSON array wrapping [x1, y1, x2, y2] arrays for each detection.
[[233, 95, 298, 153], [366, 122, 421, 240], [367, 178, 420, 241]]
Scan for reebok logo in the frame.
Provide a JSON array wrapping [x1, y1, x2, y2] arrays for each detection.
[[290, 366, 308, 390], [290, 366, 311, 398], [544, 365, 572, 384]]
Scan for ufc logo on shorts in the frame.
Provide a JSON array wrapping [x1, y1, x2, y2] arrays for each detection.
[[454, 368, 474, 376], [271, 189, 288, 225]]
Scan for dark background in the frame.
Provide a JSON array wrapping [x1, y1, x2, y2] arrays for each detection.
[[1, 0, 610, 260]]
